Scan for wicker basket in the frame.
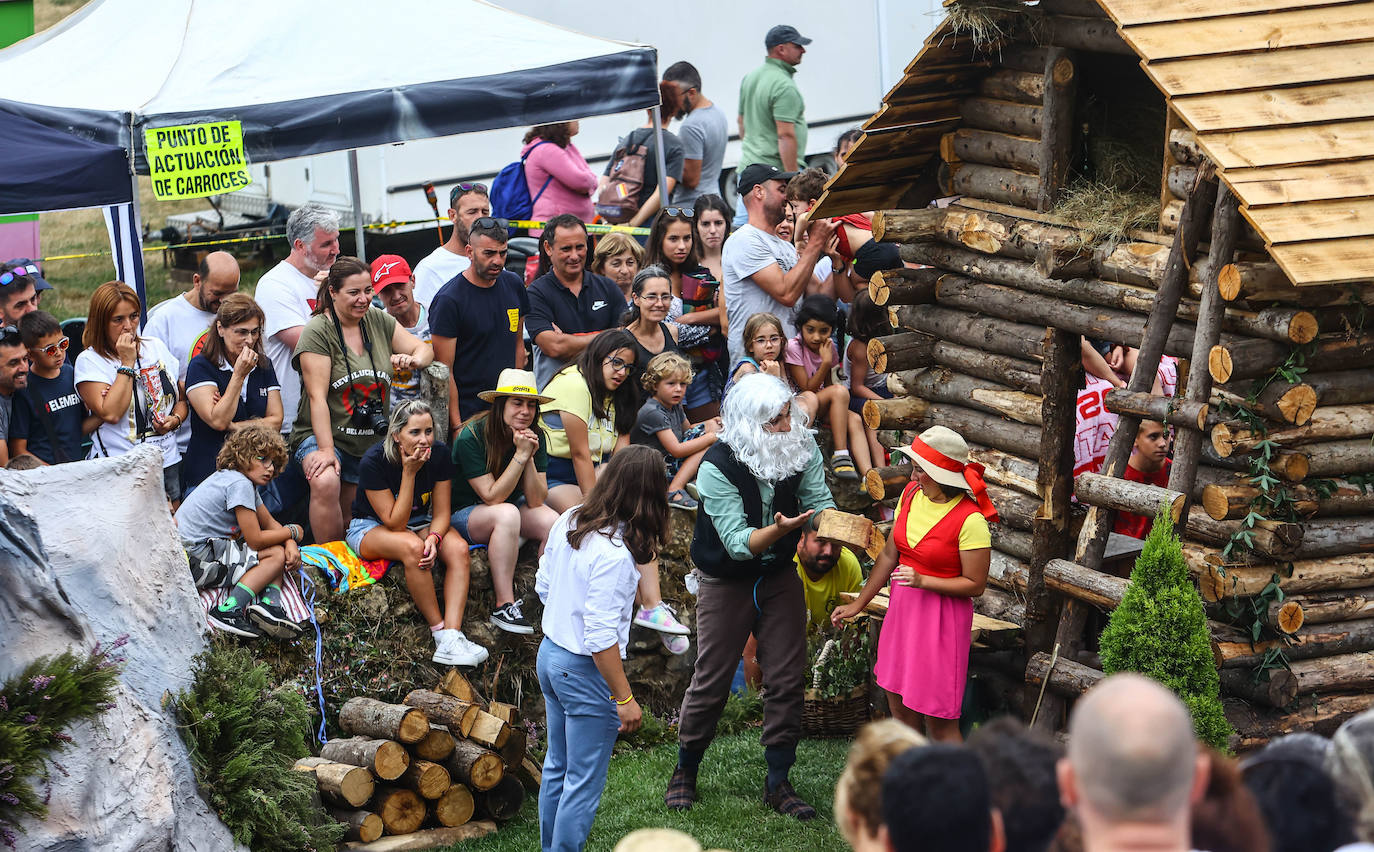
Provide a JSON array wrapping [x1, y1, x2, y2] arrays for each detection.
[[802, 685, 871, 738]]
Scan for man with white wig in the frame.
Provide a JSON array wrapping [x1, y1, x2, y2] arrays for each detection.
[[666, 372, 835, 819]]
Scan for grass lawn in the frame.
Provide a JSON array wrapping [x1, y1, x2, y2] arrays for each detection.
[[449, 732, 852, 852]]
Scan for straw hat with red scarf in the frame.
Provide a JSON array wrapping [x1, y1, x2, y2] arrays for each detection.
[[892, 426, 1000, 523]]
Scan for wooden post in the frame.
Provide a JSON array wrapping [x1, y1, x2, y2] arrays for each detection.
[[1028, 330, 1080, 657], [1037, 48, 1076, 211], [1169, 185, 1240, 523]]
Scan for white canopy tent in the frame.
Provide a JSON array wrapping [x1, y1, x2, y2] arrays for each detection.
[[0, 0, 660, 304]]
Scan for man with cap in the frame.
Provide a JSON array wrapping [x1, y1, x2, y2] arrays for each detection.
[[0, 259, 49, 325], [733, 25, 812, 225], [413, 183, 490, 312], [370, 255, 431, 410], [667, 372, 836, 819], [722, 163, 836, 365]]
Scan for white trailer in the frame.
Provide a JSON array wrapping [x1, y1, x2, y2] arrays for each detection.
[[219, 0, 943, 229]]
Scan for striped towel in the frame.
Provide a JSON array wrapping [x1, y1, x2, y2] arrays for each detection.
[[197, 568, 314, 632]]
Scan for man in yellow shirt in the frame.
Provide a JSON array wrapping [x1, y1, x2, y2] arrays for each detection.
[[795, 527, 864, 626]]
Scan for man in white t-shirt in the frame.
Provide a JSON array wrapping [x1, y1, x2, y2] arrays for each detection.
[[143, 250, 240, 452], [413, 184, 491, 311], [256, 203, 340, 435], [722, 163, 834, 365]]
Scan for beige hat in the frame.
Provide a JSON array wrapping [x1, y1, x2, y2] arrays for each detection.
[[892, 425, 973, 492], [476, 368, 555, 404]]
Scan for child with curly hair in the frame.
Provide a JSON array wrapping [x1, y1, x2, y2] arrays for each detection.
[[631, 351, 721, 509], [174, 422, 304, 640]]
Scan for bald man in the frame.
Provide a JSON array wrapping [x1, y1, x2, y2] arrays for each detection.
[[1058, 673, 1210, 852], [145, 250, 241, 452]]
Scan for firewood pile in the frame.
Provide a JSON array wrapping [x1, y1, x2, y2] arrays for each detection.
[[293, 671, 537, 849]]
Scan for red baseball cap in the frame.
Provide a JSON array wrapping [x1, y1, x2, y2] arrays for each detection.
[[369, 255, 412, 289]]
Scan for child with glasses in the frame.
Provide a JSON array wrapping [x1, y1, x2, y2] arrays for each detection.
[[175, 422, 304, 640], [9, 311, 95, 465]]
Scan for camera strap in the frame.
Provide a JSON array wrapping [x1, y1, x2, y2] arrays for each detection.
[[331, 308, 386, 408]]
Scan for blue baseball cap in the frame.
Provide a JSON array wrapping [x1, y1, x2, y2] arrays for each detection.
[[1, 259, 52, 292]]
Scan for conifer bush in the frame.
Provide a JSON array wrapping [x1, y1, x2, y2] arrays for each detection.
[[173, 643, 343, 851], [1099, 510, 1235, 750]]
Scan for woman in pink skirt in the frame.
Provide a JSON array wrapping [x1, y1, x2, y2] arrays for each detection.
[[832, 425, 997, 742]]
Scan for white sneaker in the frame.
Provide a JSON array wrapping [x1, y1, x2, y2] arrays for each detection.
[[432, 629, 466, 666], [662, 632, 690, 655], [455, 632, 490, 666]]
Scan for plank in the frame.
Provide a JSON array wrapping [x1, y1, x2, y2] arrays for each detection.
[[813, 185, 910, 219], [1174, 80, 1374, 132], [1197, 119, 1374, 169], [1103, 0, 1358, 26], [343, 821, 497, 850], [1270, 239, 1374, 286], [1243, 197, 1374, 242], [1119, 6, 1374, 60], [1144, 41, 1374, 96], [1225, 161, 1374, 205], [865, 98, 969, 132], [829, 155, 933, 186]]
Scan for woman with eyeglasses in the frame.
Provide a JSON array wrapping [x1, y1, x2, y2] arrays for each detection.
[[522, 122, 599, 225], [289, 257, 433, 544], [75, 281, 189, 505], [183, 293, 283, 493], [621, 266, 681, 405]]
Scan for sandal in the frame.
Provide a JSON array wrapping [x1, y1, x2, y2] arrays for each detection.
[[831, 456, 859, 480], [668, 489, 699, 510]]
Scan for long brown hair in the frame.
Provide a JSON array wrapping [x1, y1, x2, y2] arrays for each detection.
[[466, 395, 540, 476], [201, 293, 267, 367], [567, 445, 667, 563], [83, 281, 140, 358], [645, 208, 701, 272], [312, 256, 371, 316]]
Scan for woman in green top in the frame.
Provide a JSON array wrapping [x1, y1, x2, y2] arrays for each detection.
[[291, 256, 433, 543], [451, 369, 561, 635]]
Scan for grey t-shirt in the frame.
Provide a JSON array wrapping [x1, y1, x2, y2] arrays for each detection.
[[723, 224, 800, 364], [631, 397, 686, 460], [0, 391, 10, 443], [674, 104, 728, 206], [175, 469, 263, 543]]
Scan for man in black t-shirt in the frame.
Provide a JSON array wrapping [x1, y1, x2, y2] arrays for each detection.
[[430, 218, 530, 438]]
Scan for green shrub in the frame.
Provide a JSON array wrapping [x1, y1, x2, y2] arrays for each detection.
[[1099, 510, 1235, 750], [172, 643, 343, 851]]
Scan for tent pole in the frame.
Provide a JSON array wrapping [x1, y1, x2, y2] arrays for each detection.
[[651, 105, 671, 212], [348, 149, 367, 262]]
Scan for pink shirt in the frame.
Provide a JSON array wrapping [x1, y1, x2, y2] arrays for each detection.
[[784, 335, 825, 383], [522, 139, 598, 223]]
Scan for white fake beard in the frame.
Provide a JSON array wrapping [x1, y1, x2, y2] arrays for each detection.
[[721, 408, 815, 483]]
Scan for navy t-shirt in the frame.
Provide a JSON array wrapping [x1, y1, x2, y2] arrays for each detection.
[[11, 364, 86, 464], [184, 354, 280, 488], [525, 270, 625, 388], [351, 440, 454, 523], [429, 270, 530, 422]]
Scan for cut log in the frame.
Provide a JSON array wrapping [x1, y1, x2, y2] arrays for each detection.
[[404, 690, 479, 738], [888, 301, 1049, 362], [435, 670, 484, 706], [1185, 506, 1302, 560], [942, 127, 1040, 172], [1200, 477, 1374, 521], [1043, 559, 1129, 610], [1074, 474, 1186, 526], [342, 822, 497, 851], [1025, 651, 1104, 697], [979, 69, 1045, 104], [369, 787, 426, 836], [868, 266, 940, 305], [465, 711, 512, 751], [988, 550, 1031, 595], [975, 586, 1027, 625], [445, 740, 504, 792], [1269, 588, 1374, 633], [992, 526, 1035, 561], [817, 508, 885, 560], [1305, 440, 1374, 478], [1229, 693, 1374, 752], [1097, 241, 1171, 287], [1197, 551, 1374, 602], [1104, 389, 1209, 432], [864, 464, 912, 501], [487, 702, 520, 727], [430, 783, 474, 828], [339, 698, 430, 745], [1289, 651, 1374, 694], [1253, 369, 1374, 425], [1211, 405, 1374, 457], [1167, 164, 1199, 200], [330, 808, 384, 844], [1042, 14, 1134, 54], [862, 399, 1041, 458], [516, 756, 542, 793], [412, 725, 457, 763], [1246, 380, 1317, 426], [868, 333, 937, 373], [945, 163, 1042, 209], [987, 483, 1044, 533], [869, 210, 945, 245], [970, 444, 1040, 497], [1217, 261, 1291, 301], [474, 774, 526, 822], [1290, 517, 1374, 560], [928, 342, 1043, 396], [1209, 336, 1374, 384], [1168, 128, 1205, 165], [926, 205, 1083, 261], [294, 757, 375, 808], [320, 738, 409, 782], [885, 367, 1043, 426], [1201, 446, 1309, 483], [500, 727, 528, 770], [960, 97, 1042, 138], [1219, 669, 1299, 709], [401, 759, 452, 800]]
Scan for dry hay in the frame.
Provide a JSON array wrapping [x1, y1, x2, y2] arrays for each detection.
[[944, 0, 1043, 51], [1053, 182, 1160, 248]]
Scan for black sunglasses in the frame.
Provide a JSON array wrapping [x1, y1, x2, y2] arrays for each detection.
[[663, 207, 695, 219], [473, 216, 510, 230]]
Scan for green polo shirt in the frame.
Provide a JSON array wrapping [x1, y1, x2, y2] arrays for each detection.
[[738, 57, 808, 171]]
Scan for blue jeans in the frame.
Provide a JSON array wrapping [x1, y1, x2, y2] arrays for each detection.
[[732, 191, 748, 227], [537, 637, 619, 852]]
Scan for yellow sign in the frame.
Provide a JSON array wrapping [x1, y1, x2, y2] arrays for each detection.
[[144, 121, 252, 200]]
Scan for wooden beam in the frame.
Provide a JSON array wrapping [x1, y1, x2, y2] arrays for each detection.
[[1145, 41, 1374, 97], [1225, 161, 1374, 206], [1198, 118, 1374, 171], [1175, 80, 1374, 133], [1028, 330, 1081, 657], [1038, 47, 1077, 212], [1118, 6, 1374, 60], [1246, 198, 1374, 243]]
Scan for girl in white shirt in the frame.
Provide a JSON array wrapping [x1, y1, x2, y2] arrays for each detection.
[[534, 445, 668, 852]]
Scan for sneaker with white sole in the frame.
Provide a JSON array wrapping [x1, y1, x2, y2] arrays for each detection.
[[661, 632, 690, 655], [456, 633, 491, 666], [247, 598, 303, 640], [634, 602, 690, 636], [207, 606, 261, 639], [490, 601, 535, 635], [433, 629, 489, 666]]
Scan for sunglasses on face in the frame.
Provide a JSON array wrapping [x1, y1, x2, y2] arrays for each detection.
[[604, 355, 632, 373], [473, 216, 510, 230], [0, 264, 39, 287], [35, 336, 69, 357], [663, 207, 695, 219]]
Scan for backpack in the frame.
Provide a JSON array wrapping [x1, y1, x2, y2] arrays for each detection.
[[490, 140, 553, 222], [595, 129, 653, 224]]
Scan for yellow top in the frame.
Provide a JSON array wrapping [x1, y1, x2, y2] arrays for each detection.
[[901, 490, 992, 551], [540, 365, 618, 462], [794, 548, 865, 625]]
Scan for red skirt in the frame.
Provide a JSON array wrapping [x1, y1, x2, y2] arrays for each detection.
[[873, 582, 973, 720]]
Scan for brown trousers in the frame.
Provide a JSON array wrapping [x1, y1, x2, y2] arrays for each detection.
[[677, 566, 807, 752]]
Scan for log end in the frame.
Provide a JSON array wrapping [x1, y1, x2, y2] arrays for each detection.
[[1207, 345, 1233, 384], [1277, 453, 1310, 484], [863, 468, 886, 501], [1288, 311, 1318, 345], [1200, 484, 1232, 522], [871, 210, 889, 244], [867, 337, 887, 373], [434, 784, 476, 827], [376, 740, 411, 781], [1277, 385, 1317, 427], [1276, 600, 1305, 635], [1217, 264, 1243, 301], [869, 271, 891, 305], [1211, 423, 1236, 458], [1167, 492, 1186, 524], [862, 398, 882, 431], [1268, 668, 1299, 707], [397, 707, 431, 744], [356, 812, 384, 843]]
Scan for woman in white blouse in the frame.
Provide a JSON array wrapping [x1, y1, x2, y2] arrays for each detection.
[[534, 445, 668, 852]]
